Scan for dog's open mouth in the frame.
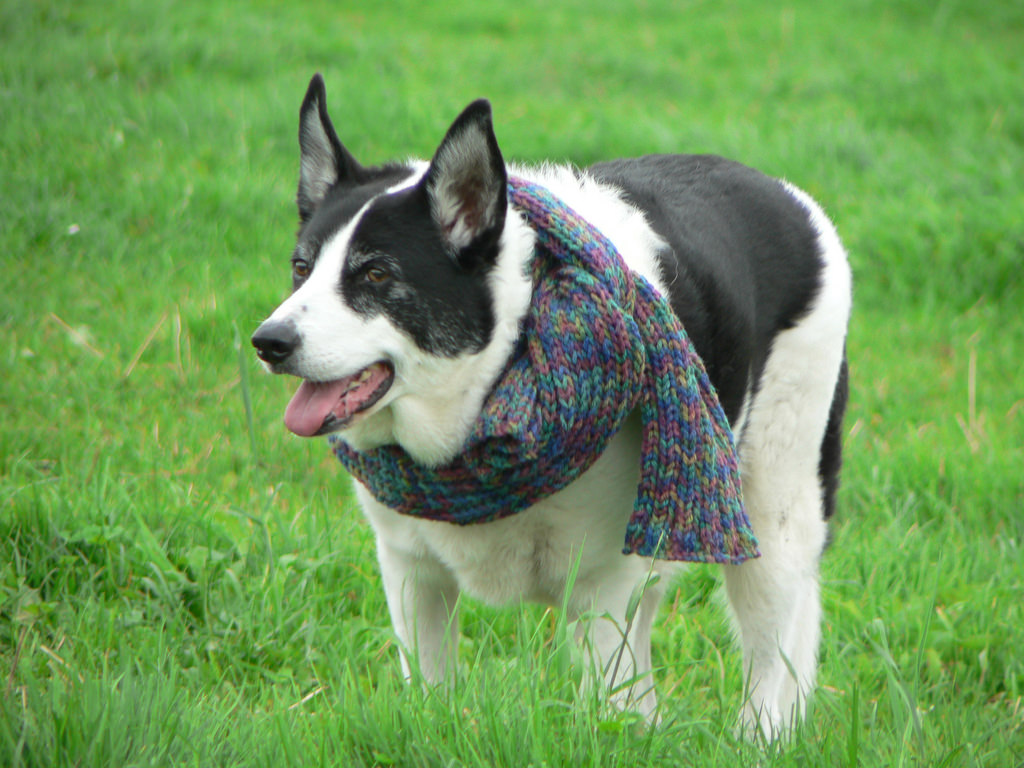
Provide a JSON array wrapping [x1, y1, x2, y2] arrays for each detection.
[[283, 362, 394, 437]]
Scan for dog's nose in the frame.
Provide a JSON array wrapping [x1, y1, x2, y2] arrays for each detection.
[[251, 320, 300, 365]]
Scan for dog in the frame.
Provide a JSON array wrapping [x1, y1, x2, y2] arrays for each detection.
[[252, 74, 851, 739]]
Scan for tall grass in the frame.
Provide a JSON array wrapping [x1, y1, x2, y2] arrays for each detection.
[[2, 0, 1022, 764]]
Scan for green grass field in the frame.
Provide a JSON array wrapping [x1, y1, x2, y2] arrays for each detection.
[[2, 0, 1022, 764]]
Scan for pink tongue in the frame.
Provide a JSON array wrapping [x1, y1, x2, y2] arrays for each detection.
[[284, 379, 349, 437]]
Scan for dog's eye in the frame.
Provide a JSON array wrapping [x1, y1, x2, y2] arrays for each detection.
[[364, 266, 391, 284], [292, 258, 311, 279]]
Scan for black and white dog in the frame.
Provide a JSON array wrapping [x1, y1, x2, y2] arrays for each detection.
[[253, 74, 851, 738]]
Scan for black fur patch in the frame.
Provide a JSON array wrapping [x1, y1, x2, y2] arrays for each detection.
[[589, 154, 823, 423], [343, 182, 498, 357]]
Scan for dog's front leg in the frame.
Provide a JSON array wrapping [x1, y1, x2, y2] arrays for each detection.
[[376, 541, 460, 684], [571, 564, 667, 720]]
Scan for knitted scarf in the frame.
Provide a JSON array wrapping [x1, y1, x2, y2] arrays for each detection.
[[328, 177, 759, 564]]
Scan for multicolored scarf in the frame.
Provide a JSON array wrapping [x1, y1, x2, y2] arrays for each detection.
[[329, 177, 759, 564]]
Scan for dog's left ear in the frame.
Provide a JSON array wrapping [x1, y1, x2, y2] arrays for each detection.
[[297, 74, 363, 223], [424, 99, 507, 267]]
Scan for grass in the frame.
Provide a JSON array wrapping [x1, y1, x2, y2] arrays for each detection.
[[2, 0, 1023, 764]]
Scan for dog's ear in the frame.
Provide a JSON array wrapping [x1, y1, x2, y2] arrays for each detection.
[[424, 99, 507, 267], [297, 74, 362, 223]]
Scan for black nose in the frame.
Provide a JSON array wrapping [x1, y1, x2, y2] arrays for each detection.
[[251, 320, 300, 365]]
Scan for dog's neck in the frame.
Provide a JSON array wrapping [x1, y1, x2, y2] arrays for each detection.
[[340, 208, 536, 467]]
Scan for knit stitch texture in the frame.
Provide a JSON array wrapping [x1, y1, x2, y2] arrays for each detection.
[[329, 177, 760, 563]]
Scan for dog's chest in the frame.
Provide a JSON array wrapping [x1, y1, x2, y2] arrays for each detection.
[[358, 414, 645, 605]]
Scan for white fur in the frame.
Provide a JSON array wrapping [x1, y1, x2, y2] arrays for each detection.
[[266, 162, 850, 738]]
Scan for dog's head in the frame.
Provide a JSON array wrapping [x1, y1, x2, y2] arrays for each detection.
[[252, 75, 530, 464]]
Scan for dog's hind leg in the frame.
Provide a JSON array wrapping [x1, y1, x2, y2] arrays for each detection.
[[723, 194, 851, 739], [376, 541, 460, 685], [724, 351, 846, 738], [722, 464, 828, 739]]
